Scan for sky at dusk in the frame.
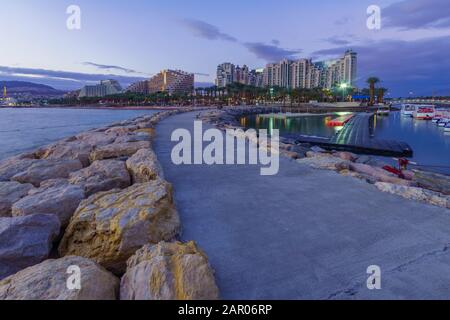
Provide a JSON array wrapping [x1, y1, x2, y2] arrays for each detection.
[[1, 0, 450, 96]]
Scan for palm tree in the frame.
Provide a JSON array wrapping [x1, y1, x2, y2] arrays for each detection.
[[377, 88, 388, 103], [366, 77, 380, 106]]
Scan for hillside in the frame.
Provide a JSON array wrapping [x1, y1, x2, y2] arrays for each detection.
[[0, 81, 66, 96]]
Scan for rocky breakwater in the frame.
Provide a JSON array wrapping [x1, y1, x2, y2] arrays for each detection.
[[199, 107, 450, 210], [0, 109, 219, 300]]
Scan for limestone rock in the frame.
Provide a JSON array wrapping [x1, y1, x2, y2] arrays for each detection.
[[298, 152, 347, 170], [0, 182, 34, 217], [0, 214, 60, 280], [375, 182, 450, 209], [89, 141, 151, 162], [333, 151, 357, 162], [12, 179, 85, 228], [0, 157, 38, 182], [40, 141, 93, 168], [76, 131, 117, 147], [413, 170, 450, 195], [69, 160, 130, 196], [58, 180, 181, 274], [11, 159, 83, 187], [114, 132, 152, 144], [348, 163, 414, 186], [105, 126, 138, 136], [126, 149, 163, 183], [0, 256, 119, 300], [120, 241, 220, 300]]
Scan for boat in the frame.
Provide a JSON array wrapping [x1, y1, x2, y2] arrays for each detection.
[[401, 104, 415, 117], [445, 123, 450, 132], [432, 117, 442, 123], [375, 104, 390, 116], [437, 118, 449, 127], [413, 105, 435, 120]]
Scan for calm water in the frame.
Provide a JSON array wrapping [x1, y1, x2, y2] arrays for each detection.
[[0, 108, 158, 160], [242, 112, 450, 175]]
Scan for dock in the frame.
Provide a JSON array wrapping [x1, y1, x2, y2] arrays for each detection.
[[283, 113, 413, 157]]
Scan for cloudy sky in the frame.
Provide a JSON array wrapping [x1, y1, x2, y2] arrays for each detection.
[[1, 0, 450, 96]]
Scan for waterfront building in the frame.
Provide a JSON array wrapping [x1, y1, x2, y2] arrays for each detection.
[[148, 70, 194, 94], [216, 63, 264, 88], [263, 50, 357, 90], [129, 70, 194, 95], [127, 80, 152, 95], [78, 80, 122, 98], [215, 63, 235, 88]]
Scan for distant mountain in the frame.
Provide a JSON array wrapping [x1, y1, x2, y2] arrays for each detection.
[[0, 81, 66, 96]]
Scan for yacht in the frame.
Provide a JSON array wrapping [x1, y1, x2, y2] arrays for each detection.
[[401, 104, 415, 117], [413, 105, 435, 120]]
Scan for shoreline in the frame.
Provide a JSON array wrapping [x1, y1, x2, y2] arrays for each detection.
[[0, 106, 449, 300], [0, 107, 220, 300]]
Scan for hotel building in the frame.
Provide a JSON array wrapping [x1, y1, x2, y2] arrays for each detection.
[[263, 50, 358, 90], [128, 70, 194, 95], [78, 80, 123, 98]]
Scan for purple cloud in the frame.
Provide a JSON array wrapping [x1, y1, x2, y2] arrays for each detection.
[[323, 37, 352, 46], [384, 0, 450, 29], [180, 19, 237, 42], [0, 66, 146, 90], [83, 62, 141, 74], [243, 42, 302, 62], [314, 36, 450, 96]]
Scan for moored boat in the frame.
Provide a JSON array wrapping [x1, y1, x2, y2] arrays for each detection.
[[413, 105, 435, 120], [401, 104, 415, 117]]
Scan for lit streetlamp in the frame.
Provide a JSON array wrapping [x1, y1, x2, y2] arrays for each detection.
[[339, 83, 349, 102]]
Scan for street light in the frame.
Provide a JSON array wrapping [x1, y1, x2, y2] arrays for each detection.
[[339, 83, 348, 102]]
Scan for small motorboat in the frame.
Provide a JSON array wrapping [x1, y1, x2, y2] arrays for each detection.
[[445, 123, 450, 132], [438, 118, 449, 127], [413, 105, 435, 120], [432, 117, 442, 123], [401, 104, 415, 117]]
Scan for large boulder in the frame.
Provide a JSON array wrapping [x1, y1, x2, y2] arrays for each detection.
[[0, 256, 119, 300], [40, 141, 93, 168], [12, 179, 85, 228], [120, 241, 220, 300], [89, 141, 151, 162], [0, 156, 38, 182], [114, 132, 152, 144], [126, 149, 163, 183], [413, 170, 450, 195], [11, 159, 83, 187], [105, 126, 139, 136], [0, 182, 34, 217], [58, 180, 181, 274], [297, 152, 348, 170], [0, 214, 60, 280], [375, 182, 450, 209], [69, 160, 131, 196], [75, 131, 117, 147]]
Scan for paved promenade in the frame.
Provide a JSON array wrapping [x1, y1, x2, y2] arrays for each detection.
[[154, 112, 450, 299]]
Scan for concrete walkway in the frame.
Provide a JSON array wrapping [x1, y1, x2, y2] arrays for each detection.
[[154, 112, 450, 300]]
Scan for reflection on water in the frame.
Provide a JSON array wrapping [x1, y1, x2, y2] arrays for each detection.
[[373, 112, 450, 174], [242, 111, 450, 175], [241, 114, 340, 138], [0, 108, 157, 160]]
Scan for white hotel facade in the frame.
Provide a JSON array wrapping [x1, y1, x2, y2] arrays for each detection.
[[216, 50, 357, 90]]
